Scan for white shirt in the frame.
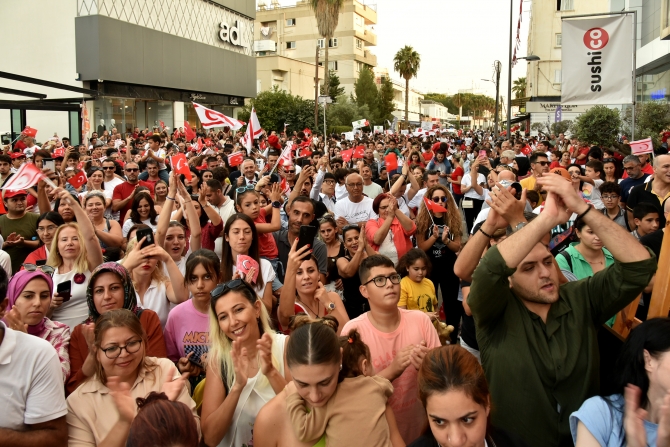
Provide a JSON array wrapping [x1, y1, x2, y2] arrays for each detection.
[[408, 187, 427, 209], [335, 183, 349, 201], [232, 258, 276, 300], [333, 196, 376, 224], [51, 269, 91, 331], [0, 321, 67, 430], [461, 173, 487, 200], [137, 279, 171, 328], [363, 182, 383, 199], [122, 218, 158, 237], [0, 249, 12, 277]]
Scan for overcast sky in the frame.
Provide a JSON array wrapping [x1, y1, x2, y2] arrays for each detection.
[[264, 0, 531, 100]]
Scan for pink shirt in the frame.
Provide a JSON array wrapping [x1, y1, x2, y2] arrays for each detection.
[[164, 299, 210, 366], [365, 218, 416, 260], [342, 309, 440, 444]]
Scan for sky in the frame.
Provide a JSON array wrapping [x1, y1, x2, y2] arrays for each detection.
[[264, 0, 531, 100]]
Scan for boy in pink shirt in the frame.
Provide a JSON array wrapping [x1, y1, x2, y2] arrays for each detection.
[[341, 255, 440, 444]]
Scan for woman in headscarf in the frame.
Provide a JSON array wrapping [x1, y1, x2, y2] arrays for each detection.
[[65, 262, 167, 395], [3, 268, 71, 383]]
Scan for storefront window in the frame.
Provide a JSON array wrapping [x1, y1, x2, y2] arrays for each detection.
[[94, 98, 135, 136], [636, 71, 670, 103]]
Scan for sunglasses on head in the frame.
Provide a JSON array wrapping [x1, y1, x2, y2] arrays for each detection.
[[236, 184, 256, 195], [210, 279, 257, 301], [22, 263, 55, 276]]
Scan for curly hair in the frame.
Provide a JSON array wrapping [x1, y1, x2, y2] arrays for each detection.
[[416, 184, 462, 239]]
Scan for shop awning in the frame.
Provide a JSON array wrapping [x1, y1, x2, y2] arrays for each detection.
[[509, 114, 530, 124]]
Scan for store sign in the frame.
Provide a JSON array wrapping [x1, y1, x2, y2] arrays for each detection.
[[254, 40, 277, 52], [190, 94, 206, 101], [651, 88, 667, 100], [526, 102, 592, 113], [219, 21, 246, 47]]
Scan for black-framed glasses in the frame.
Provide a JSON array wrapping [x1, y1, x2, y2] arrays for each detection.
[[431, 196, 448, 203], [101, 339, 143, 359], [236, 184, 256, 195], [22, 263, 55, 276], [125, 168, 139, 172], [210, 279, 257, 301], [535, 161, 549, 166], [363, 274, 401, 287]]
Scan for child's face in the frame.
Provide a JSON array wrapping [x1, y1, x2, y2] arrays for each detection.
[[585, 166, 600, 180], [408, 259, 427, 283], [635, 213, 660, 236]]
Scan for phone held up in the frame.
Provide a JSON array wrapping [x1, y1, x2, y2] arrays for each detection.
[[296, 225, 317, 260]]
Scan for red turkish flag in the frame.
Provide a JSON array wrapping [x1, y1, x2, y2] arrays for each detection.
[[77, 161, 85, 170], [204, 138, 212, 147], [22, 126, 38, 138], [228, 152, 244, 167], [521, 145, 532, 156], [53, 148, 65, 158], [170, 153, 192, 181], [184, 121, 197, 141], [159, 120, 165, 129], [424, 197, 448, 214], [353, 145, 365, 159], [280, 177, 291, 195], [2, 163, 47, 191], [384, 153, 398, 171], [67, 170, 87, 189], [299, 148, 312, 157], [303, 128, 312, 137], [341, 149, 354, 163]]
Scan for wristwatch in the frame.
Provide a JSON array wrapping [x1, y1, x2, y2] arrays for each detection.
[[272, 201, 281, 208], [326, 302, 336, 312], [513, 222, 527, 232]]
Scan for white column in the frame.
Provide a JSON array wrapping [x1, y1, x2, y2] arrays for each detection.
[[173, 101, 185, 128]]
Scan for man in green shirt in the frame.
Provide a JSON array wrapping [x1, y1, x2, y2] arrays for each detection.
[[0, 190, 40, 274], [468, 175, 656, 447]]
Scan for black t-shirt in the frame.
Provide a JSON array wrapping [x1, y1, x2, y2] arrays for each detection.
[[640, 228, 664, 260], [626, 182, 668, 227], [424, 215, 457, 269], [459, 279, 478, 350]]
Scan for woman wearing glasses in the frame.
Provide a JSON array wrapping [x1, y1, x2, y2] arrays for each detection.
[[3, 269, 71, 383], [66, 309, 196, 447], [365, 193, 416, 265], [23, 211, 65, 267], [416, 184, 462, 344], [66, 262, 166, 395], [201, 279, 288, 447], [47, 189, 104, 331]]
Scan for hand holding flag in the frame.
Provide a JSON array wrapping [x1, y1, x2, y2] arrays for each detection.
[[170, 153, 192, 181]]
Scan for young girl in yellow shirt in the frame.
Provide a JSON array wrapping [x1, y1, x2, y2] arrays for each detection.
[[396, 248, 438, 316]]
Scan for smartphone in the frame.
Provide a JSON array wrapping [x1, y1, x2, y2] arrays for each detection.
[[43, 157, 55, 172], [478, 150, 487, 158], [296, 225, 318, 259], [136, 228, 155, 249], [57, 280, 72, 303]]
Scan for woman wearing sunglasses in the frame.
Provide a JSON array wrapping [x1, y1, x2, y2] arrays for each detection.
[[66, 262, 167, 395], [23, 211, 65, 267], [416, 184, 462, 344], [365, 193, 416, 265], [66, 309, 196, 446], [201, 279, 288, 447], [3, 269, 71, 383]]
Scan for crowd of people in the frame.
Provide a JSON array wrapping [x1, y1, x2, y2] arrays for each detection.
[[0, 123, 669, 447]]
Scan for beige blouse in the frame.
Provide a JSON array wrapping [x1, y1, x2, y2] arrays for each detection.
[[66, 357, 199, 446]]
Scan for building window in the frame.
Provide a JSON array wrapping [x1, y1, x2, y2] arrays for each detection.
[[356, 61, 363, 72], [354, 15, 364, 27], [286, 41, 296, 49], [557, 0, 573, 11], [555, 33, 562, 47], [286, 18, 296, 26], [554, 69, 562, 84], [328, 61, 338, 71], [356, 38, 362, 49]]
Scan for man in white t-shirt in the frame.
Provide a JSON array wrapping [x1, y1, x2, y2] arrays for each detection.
[[140, 135, 169, 182], [360, 162, 383, 199], [206, 179, 236, 258], [0, 277, 68, 445], [334, 173, 376, 227]]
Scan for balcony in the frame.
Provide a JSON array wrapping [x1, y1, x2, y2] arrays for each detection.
[[355, 28, 377, 46], [353, 0, 377, 25], [356, 50, 377, 67]]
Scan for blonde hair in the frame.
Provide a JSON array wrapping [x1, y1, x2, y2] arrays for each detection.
[[416, 184, 463, 239], [47, 223, 90, 273], [207, 286, 277, 390], [123, 237, 168, 285]]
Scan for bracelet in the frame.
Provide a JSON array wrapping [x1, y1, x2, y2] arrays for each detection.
[[576, 205, 592, 221], [166, 196, 175, 201], [479, 227, 493, 238]]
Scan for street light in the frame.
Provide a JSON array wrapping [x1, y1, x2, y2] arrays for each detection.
[[506, 49, 540, 138]]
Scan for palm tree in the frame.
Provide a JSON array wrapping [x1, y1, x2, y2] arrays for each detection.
[[310, 0, 344, 96], [512, 77, 527, 99], [393, 46, 421, 125]]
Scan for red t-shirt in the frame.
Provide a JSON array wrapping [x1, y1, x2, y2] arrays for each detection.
[[255, 208, 279, 258], [451, 166, 464, 195], [574, 147, 590, 165], [662, 131, 670, 143], [112, 180, 155, 220], [422, 151, 433, 162]]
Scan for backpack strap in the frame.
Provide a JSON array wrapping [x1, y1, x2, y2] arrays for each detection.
[[559, 250, 573, 272]]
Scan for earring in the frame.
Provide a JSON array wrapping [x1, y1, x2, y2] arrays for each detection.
[[339, 364, 342, 371]]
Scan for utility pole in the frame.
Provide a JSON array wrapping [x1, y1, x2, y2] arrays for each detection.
[[314, 46, 320, 131], [494, 60, 501, 136]]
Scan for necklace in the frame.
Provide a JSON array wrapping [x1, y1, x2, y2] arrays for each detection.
[[297, 297, 320, 318]]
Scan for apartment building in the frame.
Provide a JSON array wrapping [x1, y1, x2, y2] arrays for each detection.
[[634, 0, 670, 103], [524, 0, 609, 126], [421, 101, 456, 125], [254, 0, 378, 95]]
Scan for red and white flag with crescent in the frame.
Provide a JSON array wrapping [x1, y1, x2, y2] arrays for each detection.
[[1, 163, 47, 191], [192, 102, 244, 130], [630, 138, 654, 155], [170, 153, 192, 181]]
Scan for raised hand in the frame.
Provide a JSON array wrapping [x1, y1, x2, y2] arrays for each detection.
[[390, 345, 414, 378], [256, 332, 275, 376], [230, 340, 250, 391], [107, 376, 136, 423], [177, 352, 202, 377], [269, 182, 281, 203], [5, 307, 27, 332], [161, 365, 189, 401], [287, 238, 312, 271], [313, 281, 327, 303], [624, 384, 650, 447]]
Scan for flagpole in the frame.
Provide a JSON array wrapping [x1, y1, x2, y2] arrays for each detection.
[[267, 143, 291, 176]]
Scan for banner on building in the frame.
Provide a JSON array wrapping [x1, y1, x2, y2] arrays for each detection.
[[561, 15, 633, 105]]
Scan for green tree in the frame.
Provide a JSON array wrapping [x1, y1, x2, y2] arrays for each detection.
[[376, 76, 395, 125], [320, 69, 345, 101], [310, 0, 344, 97], [572, 105, 622, 147], [550, 120, 572, 136], [635, 101, 670, 148], [512, 77, 527, 99], [393, 46, 421, 124], [353, 66, 378, 121], [239, 87, 319, 134], [327, 95, 370, 130]]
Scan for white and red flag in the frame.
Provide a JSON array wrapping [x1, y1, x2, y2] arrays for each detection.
[[2, 163, 47, 191], [630, 138, 654, 155], [242, 108, 263, 154], [192, 102, 244, 130], [170, 153, 192, 181], [67, 170, 88, 189], [228, 152, 245, 167]]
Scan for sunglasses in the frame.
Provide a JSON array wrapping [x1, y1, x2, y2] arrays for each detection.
[[286, 169, 296, 173], [125, 168, 139, 172], [431, 196, 448, 203], [210, 279, 257, 301], [22, 263, 55, 276], [236, 184, 256, 194], [603, 158, 616, 163], [103, 166, 116, 170], [535, 161, 549, 166]]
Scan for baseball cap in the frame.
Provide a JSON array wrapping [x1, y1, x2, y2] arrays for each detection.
[[11, 152, 26, 159], [4, 190, 27, 199]]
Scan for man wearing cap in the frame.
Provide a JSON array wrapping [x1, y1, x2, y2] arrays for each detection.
[[0, 190, 40, 274], [10, 152, 25, 173]]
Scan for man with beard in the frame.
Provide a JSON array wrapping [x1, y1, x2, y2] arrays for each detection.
[[467, 174, 656, 447], [112, 161, 155, 219]]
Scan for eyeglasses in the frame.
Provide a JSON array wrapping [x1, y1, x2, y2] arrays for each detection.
[[103, 166, 115, 170], [286, 169, 296, 173], [431, 196, 448, 203], [210, 279, 257, 301], [101, 339, 143, 359], [125, 168, 139, 172], [347, 183, 363, 188], [363, 274, 402, 287], [36, 225, 58, 234], [324, 179, 336, 185], [236, 184, 256, 194], [22, 263, 55, 276], [601, 195, 620, 200], [603, 158, 616, 163], [535, 161, 549, 166]]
